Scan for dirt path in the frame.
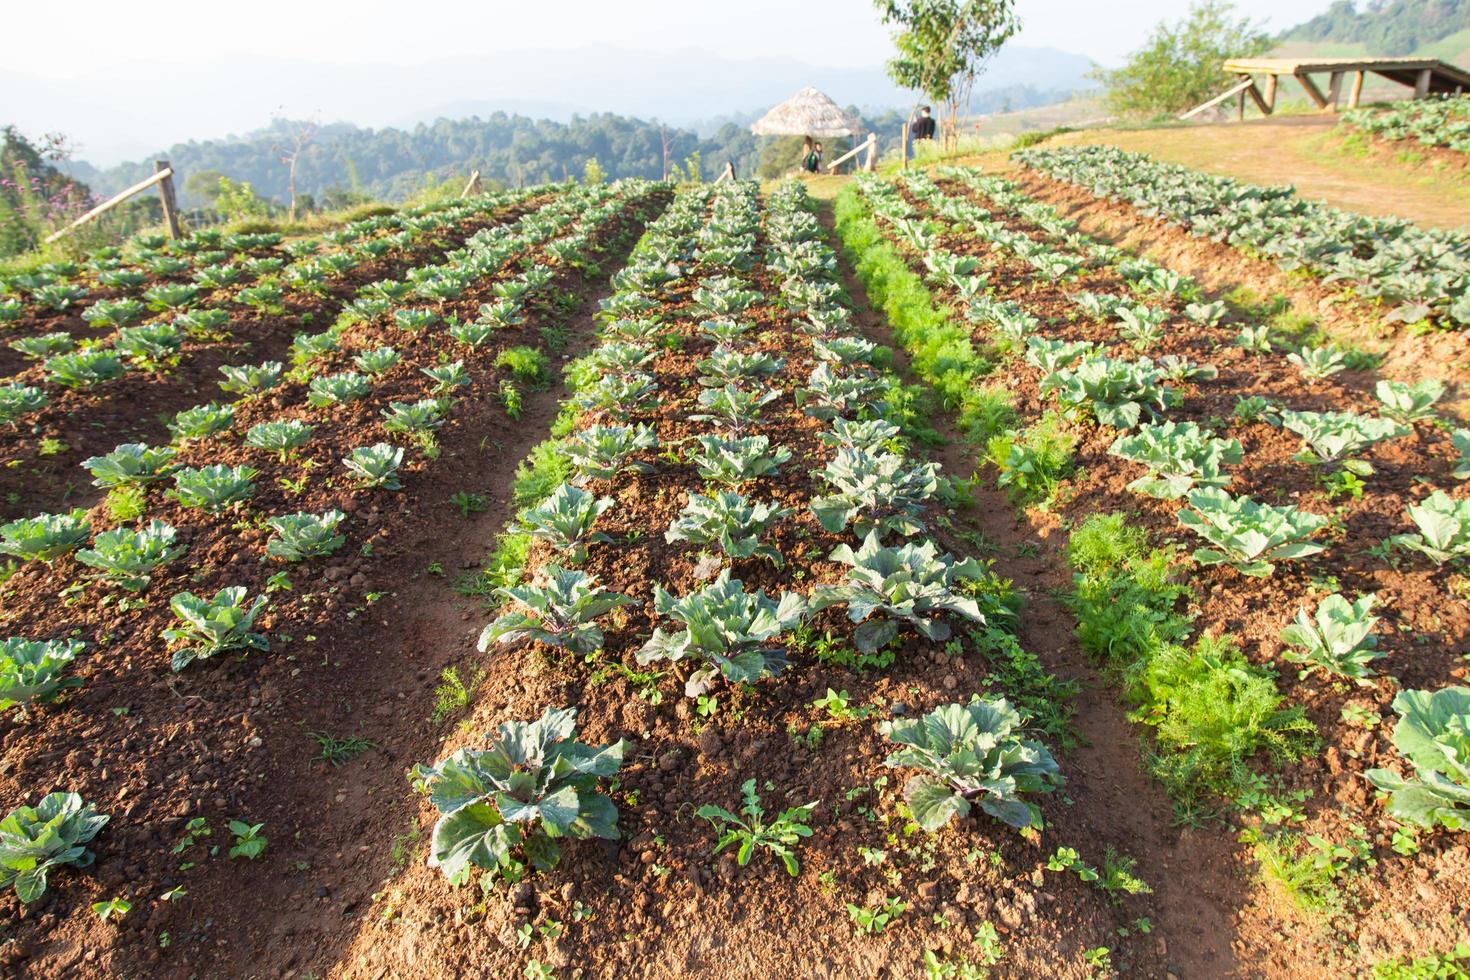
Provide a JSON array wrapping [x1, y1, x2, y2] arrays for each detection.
[[969, 116, 1470, 231], [817, 201, 1251, 978]]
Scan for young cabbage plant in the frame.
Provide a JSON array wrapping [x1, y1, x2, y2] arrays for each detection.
[[1278, 409, 1408, 476], [168, 400, 235, 442], [412, 706, 625, 884], [517, 483, 614, 564], [1287, 346, 1347, 381], [666, 491, 788, 565], [218, 361, 284, 396], [75, 520, 186, 591], [0, 383, 48, 426], [343, 444, 405, 490], [1114, 304, 1168, 350], [696, 349, 784, 387], [82, 443, 177, 487], [9, 332, 74, 360], [308, 372, 371, 407], [696, 778, 817, 877], [1177, 488, 1328, 577], [1375, 379, 1444, 424], [381, 400, 449, 437], [801, 364, 885, 420], [1234, 325, 1272, 353], [168, 465, 258, 512], [637, 571, 806, 697], [46, 350, 125, 388], [820, 417, 901, 453], [1047, 356, 1177, 430], [812, 336, 877, 365], [690, 384, 780, 435], [1279, 593, 1383, 685], [811, 532, 988, 654], [422, 361, 471, 394], [245, 420, 315, 460], [266, 511, 347, 562], [1390, 491, 1470, 565], [1365, 686, 1470, 832], [478, 566, 637, 655], [116, 323, 182, 364], [1455, 429, 1470, 481], [575, 372, 659, 420], [353, 346, 401, 375], [687, 434, 791, 488], [0, 793, 109, 903], [882, 697, 1062, 833], [811, 449, 939, 539], [0, 638, 85, 717], [0, 510, 90, 563], [164, 586, 269, 671], [1107, 421, 1242, 499], [567, 424, 658, 481], [1025, 337, 1094, 375]]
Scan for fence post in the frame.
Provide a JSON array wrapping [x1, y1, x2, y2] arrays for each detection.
[[866, 133, 876, 171], [899, 122, 907, 170], [155, 160, 181, 239], [460, 170, 483, 198]]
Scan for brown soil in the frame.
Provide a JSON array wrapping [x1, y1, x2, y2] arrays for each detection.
[[1009, 170, 1470, 423], [869, 172, 1470, 975], [0, 188, 668, 978]]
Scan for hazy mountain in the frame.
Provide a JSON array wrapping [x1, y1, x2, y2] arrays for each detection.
[[4, 44, 1096, 166]]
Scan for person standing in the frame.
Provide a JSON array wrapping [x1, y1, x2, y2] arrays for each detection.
[[911, 106, 937, 142], [803, 141, 822, 174]]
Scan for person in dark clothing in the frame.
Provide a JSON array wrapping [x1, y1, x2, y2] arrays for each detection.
[[911, 106, 937, 142], [803, 141, 822, 173]]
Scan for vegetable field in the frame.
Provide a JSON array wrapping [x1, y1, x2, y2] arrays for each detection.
[[0, 152, 1467, 980], [1343, 97, 1470, 154]]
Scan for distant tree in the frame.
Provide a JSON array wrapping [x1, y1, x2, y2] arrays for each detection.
[[271, 117, 318, 221], [582, 157, 606, 184], [1096, 0, 1272, 119], [873, 0, 1022, 149], [214, 177, 270, 222], [184, 169, 226, 204]]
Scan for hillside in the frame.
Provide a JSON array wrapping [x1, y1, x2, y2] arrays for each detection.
[[1279, 0, 1470, 55], [58, 84, 1081, 209]]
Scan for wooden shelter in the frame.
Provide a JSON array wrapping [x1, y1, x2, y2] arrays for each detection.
[[1180, 56, 1470, 121], [749, 87, 877, 173]]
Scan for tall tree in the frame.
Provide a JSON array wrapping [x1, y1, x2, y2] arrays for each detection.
[[874, 0, 1021, 149], [1096, 0, 1272, 119]]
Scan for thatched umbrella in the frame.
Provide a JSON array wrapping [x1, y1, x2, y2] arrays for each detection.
[[749, 87, 862, 137]]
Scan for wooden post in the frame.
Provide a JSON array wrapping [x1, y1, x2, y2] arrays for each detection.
[[865, 132, 877, 172], [1349, 71, 1365, 108], [1297, 72, 1330, 109], [899, 122, 908, 170], [460, 170, 482, 198], [1237, 87, 1246, 121], [154, 160, 181, 239], [1416, 68, 1432, 99], [1263, 73, 1278, 114], [715, 161, 734, 184], [1245, 81, 1270, 116], [1327, 71, 1344, 110]]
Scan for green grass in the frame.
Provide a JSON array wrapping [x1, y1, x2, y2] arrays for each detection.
[[831, 184, 1008, 441], [1066, 513, 1316, 818]]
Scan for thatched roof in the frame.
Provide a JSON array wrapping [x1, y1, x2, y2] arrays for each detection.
[[749, 87, 863, 137]]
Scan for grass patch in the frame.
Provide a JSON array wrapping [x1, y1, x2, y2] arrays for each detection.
[[1066, 513, 1316, 819], [832, 184, 1003, 439]]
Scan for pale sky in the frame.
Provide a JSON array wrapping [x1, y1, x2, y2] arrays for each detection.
[[12, 0, 1334, 77]]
